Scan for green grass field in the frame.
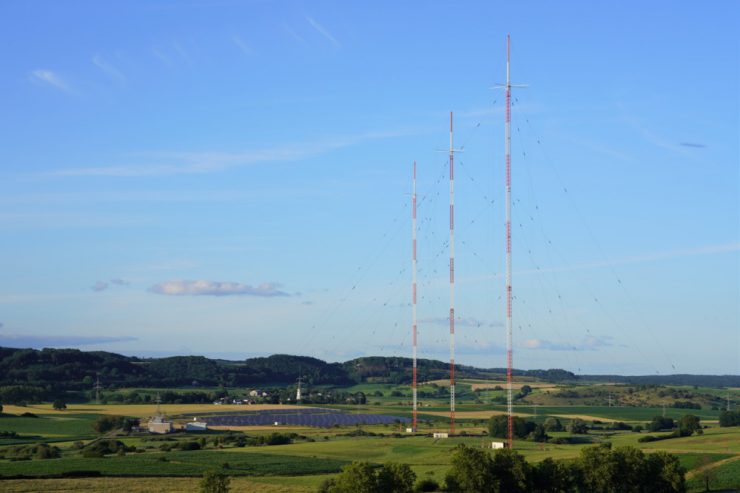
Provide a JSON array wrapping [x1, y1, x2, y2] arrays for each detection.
[[0, 450, 347, 478], [0, 414, 99, 444], [1, 381, 738, 492]]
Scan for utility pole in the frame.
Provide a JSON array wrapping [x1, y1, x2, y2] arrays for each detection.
[[94, 373, 102, 404], [296, 373, 303, 403]]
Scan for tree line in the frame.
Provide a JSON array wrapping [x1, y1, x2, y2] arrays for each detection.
[[318, 443, 686, 493]]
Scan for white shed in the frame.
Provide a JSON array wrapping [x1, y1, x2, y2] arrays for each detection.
[[185, 419, 208, 431]]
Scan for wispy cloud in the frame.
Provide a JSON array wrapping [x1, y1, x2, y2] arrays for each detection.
[[463, 242, 740, 284], [92, 278, 130, 292], [150, 280, 289, 297], [521, 336, 614, 352], [152, 48, 173, 67], [679, 142, 707, 149], [284, 25, 306, 45], [232, 35, 252, 56], [419, 316, 503, 328], [29, 69, 70, 93], [171, 41, 192, 65], [92, 55, 126, 84], [531, 242, 740, 276], [47, 127, 420, 178], [381, 340, 506, 356], [0, 333, 137, 348], [306, 16, 340, 47], [92, 281, 109, 292]]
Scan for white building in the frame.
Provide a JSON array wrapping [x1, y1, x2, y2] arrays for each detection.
[[148, 415, 173, 434], [185, 419, 208, 431]]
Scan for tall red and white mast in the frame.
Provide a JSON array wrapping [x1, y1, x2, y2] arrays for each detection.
[[504, 34, 514, 448], [449, 111, 456, 435], [411, 160, 418, 432]]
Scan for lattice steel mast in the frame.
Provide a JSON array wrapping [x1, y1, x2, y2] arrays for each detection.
[[411, 160, 418, 432], [449, 112, 457, 434], [504, 34, 518, 448]]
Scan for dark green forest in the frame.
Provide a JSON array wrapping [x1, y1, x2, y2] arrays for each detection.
[[0, 346, 736, 404]]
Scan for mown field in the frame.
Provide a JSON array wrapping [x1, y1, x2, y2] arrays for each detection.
[[1, 380, 738, 492]]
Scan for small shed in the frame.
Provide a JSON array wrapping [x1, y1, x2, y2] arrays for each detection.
[[491, 441, 505, 449], [433, 432, 449, 439], [185, 419, 208, 432]]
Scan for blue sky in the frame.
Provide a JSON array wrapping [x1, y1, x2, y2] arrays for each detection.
[[0, 1, 737, 374]]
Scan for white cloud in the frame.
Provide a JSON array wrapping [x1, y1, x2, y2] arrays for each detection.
[[92, 55, 126, 84], [306, 16, 340, 47], [150, 280, 289, 297], [521, 336, 614, 352], [29, 69, 70, 92]]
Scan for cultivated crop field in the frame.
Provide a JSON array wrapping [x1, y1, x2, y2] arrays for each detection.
[[1, 381, 738, 492]]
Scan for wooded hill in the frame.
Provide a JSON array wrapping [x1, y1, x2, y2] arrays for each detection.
[[0, 346, 736, 404]]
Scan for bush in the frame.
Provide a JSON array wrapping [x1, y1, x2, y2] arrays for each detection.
[[638, 435, 659, 443], [673, 401, 701, 409], [200, 469, 230, 493], [414, 478, 440, 492], [488, 415, 536, 439], [179, 441, 202, 451], [1, 443, 60, 460], [543, 417, 563, 432], [719, 410, 740, 427], [264, 432, 292, 446], [82, 439, 131, 458], [649, 416, 674, 432], [323, 461, 416, 493], [92, 415, 126, 433], [677, 414, 702, 436], [444, 445, 530, 493], [569, 418, 589, 434]]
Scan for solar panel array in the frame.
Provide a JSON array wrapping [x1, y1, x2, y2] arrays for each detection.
[[204, 408, 409, 428]]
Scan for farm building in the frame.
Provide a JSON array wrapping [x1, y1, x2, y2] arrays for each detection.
[[148, 415, 173, 434], [148, 395, 173, 434], [185, 419, 208, 431]]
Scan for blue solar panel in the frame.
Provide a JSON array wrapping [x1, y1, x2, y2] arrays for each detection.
[[204, 408, 409, 428]]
